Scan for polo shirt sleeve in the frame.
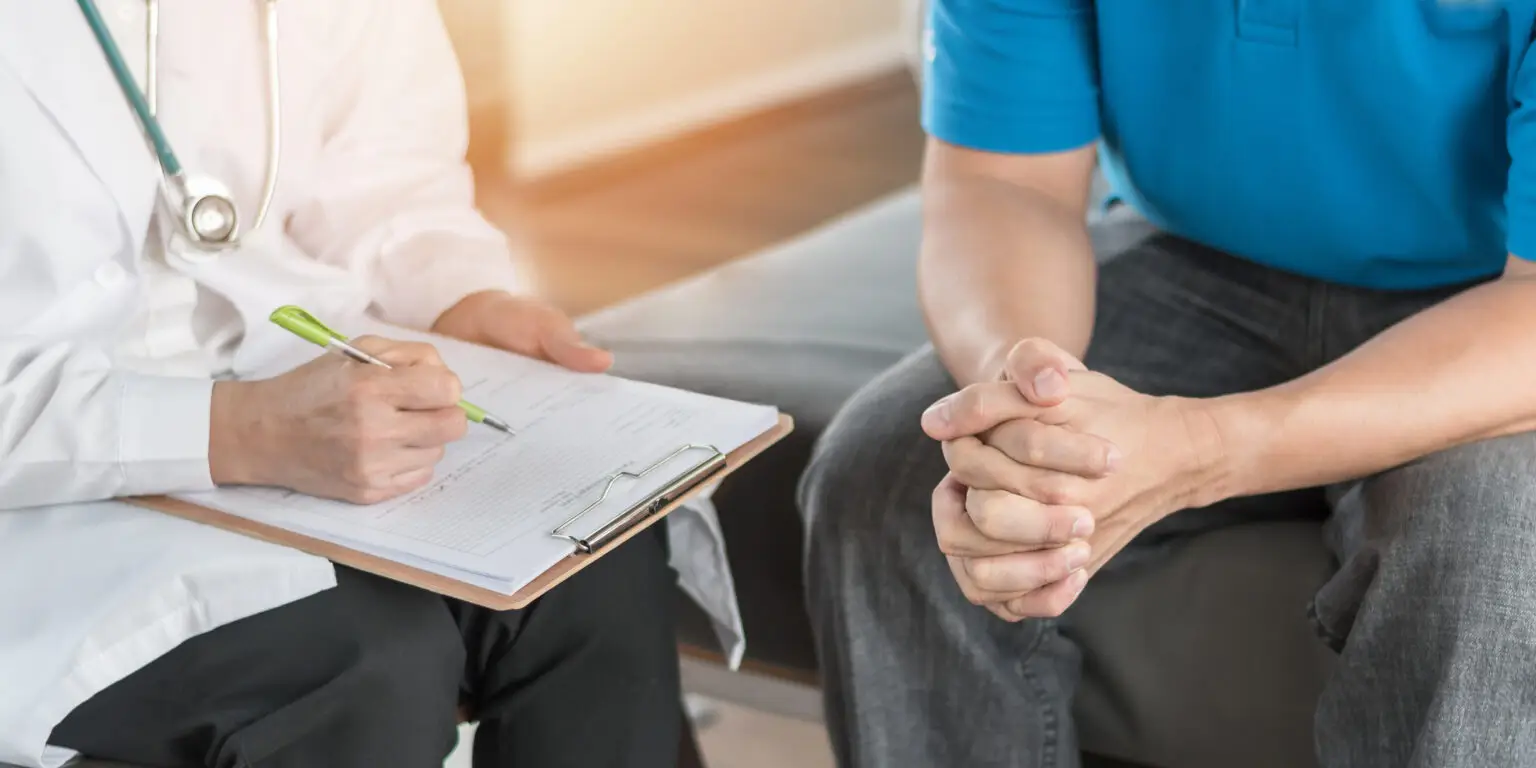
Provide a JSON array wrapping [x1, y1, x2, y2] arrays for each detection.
[[922, 0, 1101, 154], [1507, 35, 1536, 262]]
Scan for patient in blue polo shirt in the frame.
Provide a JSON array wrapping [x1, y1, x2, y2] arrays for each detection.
[[802, 1, 1536, 766]]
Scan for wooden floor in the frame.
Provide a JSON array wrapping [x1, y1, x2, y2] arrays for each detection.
[[474, 70, 926, 316]]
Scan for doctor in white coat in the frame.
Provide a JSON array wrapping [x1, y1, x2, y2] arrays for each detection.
[[0, 1, 695, 766]]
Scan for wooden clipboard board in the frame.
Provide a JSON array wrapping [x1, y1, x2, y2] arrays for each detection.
[[125, 414, 793, 610]]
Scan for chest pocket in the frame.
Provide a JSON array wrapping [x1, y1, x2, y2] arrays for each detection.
[[1421, 0, 1507, 36]]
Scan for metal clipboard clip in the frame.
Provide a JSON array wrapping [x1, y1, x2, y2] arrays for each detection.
[[551, 444, 728, 554]]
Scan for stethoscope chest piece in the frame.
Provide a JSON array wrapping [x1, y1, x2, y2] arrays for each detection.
[[79, 0, 282, 258], [176, 174, 241, 250]]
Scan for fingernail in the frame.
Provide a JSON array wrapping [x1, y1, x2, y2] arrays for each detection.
[[1070, 514, 1094, 538], [1033, 369, 1066, 400], [1069, 568, 1089, 595], [922, 396, 953, 428], [1066, 542, 1091, 571], [1104, 446, 1123, 473]]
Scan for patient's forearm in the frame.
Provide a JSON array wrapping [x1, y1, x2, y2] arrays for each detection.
[[919, 172, 1098, 386], [1209, 261, 1536, 500]]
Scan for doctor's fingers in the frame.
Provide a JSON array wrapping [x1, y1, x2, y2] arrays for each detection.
[[353, 362, 464, 411], [394, 407, 471, 448], [380, 405, 470, 448], [352, 336, 446, 368], [336, 451, 443, 505], [943, 436, 1094, 507], [531, 307, 614, 373]]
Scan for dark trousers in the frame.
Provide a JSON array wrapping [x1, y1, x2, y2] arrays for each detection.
[[801, 233, 1536, 766], [50, 527, 681, 768]]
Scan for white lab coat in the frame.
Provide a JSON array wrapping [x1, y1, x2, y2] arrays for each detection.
[[0, 3, 742, 765]]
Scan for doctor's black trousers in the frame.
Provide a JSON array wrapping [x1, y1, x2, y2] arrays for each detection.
[[48, 527, 681, 768]]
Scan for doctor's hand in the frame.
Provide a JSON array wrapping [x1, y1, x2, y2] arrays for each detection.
[[209, 337, 469, 504], [432, 290, 613, 373]]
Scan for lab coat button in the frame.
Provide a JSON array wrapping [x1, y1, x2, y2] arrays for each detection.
[[94, 262, 127, 288]]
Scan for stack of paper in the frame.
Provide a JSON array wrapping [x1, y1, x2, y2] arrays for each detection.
[[177, 319, 780, 597]]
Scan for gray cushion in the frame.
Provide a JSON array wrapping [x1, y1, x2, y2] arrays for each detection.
[[582, 190, 933, 425], [582, 191, 933, 672], [582, 188, 1336, 767]]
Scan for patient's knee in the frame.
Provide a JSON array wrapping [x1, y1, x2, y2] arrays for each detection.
[[799, 348, 955, 545]]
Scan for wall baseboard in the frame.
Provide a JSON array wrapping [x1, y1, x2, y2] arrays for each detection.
[[509, 32, 908, 181]]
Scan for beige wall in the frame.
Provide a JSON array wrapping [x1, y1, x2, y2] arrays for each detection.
[[438, 0, 510, 109], [491, 0, 905, 178], [439, 0, 909, 179]]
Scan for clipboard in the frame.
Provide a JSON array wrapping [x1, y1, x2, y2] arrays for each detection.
[[125, 414, 793, 610]]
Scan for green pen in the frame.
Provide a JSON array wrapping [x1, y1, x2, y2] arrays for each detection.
[[270, 305, 516, 436]]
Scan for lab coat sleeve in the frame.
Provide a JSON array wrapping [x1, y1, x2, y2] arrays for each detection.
[[285, 0, 530, 333], [0, 338, 214, 510]]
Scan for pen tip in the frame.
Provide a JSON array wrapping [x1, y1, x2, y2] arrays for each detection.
[[483, 415, 516, 436]]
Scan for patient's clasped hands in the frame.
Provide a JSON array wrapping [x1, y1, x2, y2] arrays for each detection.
[[922, 339, 1226, 622]]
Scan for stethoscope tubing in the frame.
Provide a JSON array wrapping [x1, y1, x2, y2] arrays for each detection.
[[75, 0, 283, 250], [253, 0, 281, 236], [76, 0, 185, 177]]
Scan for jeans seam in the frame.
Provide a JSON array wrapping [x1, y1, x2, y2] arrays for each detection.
[[1017, 620, 1060, 768], [1306, 281, 1330, 369]]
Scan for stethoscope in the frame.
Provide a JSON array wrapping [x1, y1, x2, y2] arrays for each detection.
[[76, 0, 282, 256]]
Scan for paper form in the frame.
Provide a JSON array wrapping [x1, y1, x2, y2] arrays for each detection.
[[178, 318, 780, 595]]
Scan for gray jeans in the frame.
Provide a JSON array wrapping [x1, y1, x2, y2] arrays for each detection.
[[800, 233, 1536, 767]]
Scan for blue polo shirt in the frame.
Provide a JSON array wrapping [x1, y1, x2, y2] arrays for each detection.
[[924, 0, 1536, 289]]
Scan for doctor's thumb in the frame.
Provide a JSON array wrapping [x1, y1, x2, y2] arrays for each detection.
[[541, 326, 614, 373]]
